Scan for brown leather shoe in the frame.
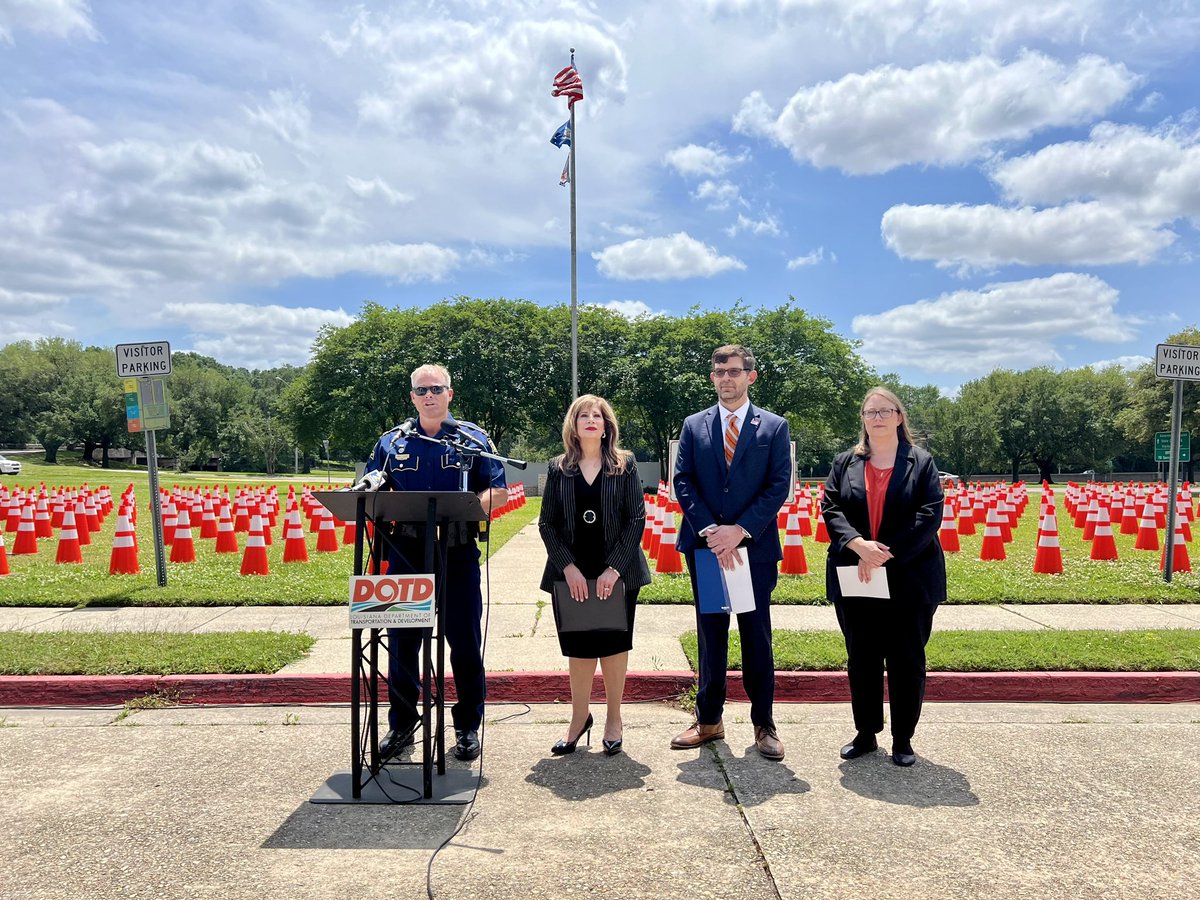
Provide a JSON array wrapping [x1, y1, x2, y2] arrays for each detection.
[[670, 721, 724, 749], [754, 725, 784, 760]]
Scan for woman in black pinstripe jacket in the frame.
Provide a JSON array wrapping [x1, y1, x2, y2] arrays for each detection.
[[539, 394, 652, 756]]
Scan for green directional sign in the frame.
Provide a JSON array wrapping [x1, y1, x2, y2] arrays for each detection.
[[1155, 431, 1191, 462]]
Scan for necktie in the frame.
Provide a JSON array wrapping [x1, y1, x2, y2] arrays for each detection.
[[725, 413, 739, 466]]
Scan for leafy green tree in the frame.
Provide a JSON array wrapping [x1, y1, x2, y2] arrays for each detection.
[[1117, 325, 1200, 481]]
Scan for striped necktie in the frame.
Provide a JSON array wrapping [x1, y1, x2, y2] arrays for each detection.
[[725, 412, 739, 466]]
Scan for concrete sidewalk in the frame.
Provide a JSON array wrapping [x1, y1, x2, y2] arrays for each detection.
[[2, 700, 1198, 899]]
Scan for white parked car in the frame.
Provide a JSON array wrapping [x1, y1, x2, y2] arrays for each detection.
[[0, 454, 22, 475]]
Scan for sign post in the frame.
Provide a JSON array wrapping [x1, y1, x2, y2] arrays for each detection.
[[117, 342, 173, 587], [1154, 343, 1200, 582]]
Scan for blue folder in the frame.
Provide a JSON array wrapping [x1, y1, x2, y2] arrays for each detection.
[[693, 549, 731, 613]]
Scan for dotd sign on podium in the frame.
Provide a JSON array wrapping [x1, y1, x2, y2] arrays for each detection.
[[349, 574, 437, 628]]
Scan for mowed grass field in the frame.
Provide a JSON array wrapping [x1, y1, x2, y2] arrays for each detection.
[[0, 459, 539, 607], [2, 457, 1198, 606]]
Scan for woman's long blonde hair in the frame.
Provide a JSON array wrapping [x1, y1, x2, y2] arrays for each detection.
[[853, 386, 916, 458], [557, 394, 632, 476]]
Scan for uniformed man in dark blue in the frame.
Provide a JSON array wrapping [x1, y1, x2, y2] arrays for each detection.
[[364, 363, 508, 762]]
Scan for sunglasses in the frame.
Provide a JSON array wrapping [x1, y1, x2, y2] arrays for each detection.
[[413, 385, 449, 396]]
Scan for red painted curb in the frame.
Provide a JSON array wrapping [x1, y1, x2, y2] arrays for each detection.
[[1, 671, 1197, 707]]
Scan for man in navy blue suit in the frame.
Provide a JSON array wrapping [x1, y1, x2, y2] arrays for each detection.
[[671, 345, 792, 760]]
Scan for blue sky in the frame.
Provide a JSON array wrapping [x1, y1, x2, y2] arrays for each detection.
[[2, 0, 1199, 393]]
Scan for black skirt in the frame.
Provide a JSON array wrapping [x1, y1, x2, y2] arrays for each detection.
[[555, 472, 638, 658]]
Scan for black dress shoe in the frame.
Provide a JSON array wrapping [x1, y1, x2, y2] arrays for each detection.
[[839, 734, 878, 760], [601, 736, 623, 756], [380, 720, 419, 758], [454, 729, 481, 761], [892, 742, 916, 767]]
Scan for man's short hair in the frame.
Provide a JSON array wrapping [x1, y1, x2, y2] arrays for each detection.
[[411, 363, 452, 388], [711, 344, 756, 371]]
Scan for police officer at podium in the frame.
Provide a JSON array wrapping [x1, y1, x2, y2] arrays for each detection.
[[363, 363, 508, 762]]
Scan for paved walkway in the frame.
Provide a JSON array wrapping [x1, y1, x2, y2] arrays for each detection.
[[2, 701, 1198, 899]]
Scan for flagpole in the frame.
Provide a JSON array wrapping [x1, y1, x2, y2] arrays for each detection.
[[568, 48, 579, 400]]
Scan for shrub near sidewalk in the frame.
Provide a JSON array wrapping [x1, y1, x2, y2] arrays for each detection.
[[641, 498, 1200, 604], [0, 486, 539, 607], [681, 629, 1200, 672]]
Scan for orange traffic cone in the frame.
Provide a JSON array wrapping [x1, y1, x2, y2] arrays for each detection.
[[55, 509, 84, 564], [979, 506, 1006, 561], [956, 491, 977, 535], [938, 500, 960, 552], [1089, 505, 1119, 561], [780, 510, 809, 574], [282, 508, 309, 563], [214, 502, 239, 553], [11, 503, 38, 555], [655, 511, 684, 574], [109, 512, 140, 575], [1161, 519, 1192, 573], [1033, 506, 1064, 574], [648, 498, 664, 560], [795, 486, 814, 537], [315, 505, 340, 552], [240, 514, 270, 575], [199, 497, 218, 539], [170, 508, 198, 563], [34, 495, 53, 538], [0, 529, 9, 575], [1133, 508, 1159, 551]]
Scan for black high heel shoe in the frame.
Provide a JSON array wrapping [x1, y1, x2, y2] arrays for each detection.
[[602, 735, 623, 756], [551, 713, 593, 755]]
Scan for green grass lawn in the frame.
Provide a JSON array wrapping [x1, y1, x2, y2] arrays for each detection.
[[0, 463, 540, 606], [640, 501, 1200, 604], [0, 631, 314, 675], [681, 629, 1200, 672]]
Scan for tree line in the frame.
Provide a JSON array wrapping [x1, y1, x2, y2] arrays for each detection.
[[1, 300, 1195, 481]]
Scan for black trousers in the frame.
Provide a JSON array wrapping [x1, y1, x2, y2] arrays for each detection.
[[386, 540, 485, 734], [687, 553, 777, 728], [834, 597, 938, 743]]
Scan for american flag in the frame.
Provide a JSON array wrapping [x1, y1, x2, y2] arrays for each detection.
[[551, 65, 584, 107]]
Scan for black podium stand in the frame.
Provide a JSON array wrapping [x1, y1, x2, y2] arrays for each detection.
[[309, 489, 485, 805]]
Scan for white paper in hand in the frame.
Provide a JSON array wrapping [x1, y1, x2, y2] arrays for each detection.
[[723, 552, 756, 614], [836, 565, 890, 599]]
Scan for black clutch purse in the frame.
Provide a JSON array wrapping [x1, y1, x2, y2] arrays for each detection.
[[551, 578, 628, 632]]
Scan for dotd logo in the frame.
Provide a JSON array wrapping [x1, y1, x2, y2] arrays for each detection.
[[351, 574, 435, 606]]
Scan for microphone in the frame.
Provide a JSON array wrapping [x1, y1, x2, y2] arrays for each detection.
[[343, 470, 386, 492], [396, 417, 418, 437]]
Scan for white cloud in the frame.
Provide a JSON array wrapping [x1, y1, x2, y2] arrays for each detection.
[[880, 201, 1174, 270], [853, 273, 1139, 374], [1087, 355, 1151, 371], [590, 300, 662, 319], [694, 180, 743, 210], [787, 247, 834, 268], [0, 0, 97, 44], [592, 232, 746, 281], [991, 122, 1200, 223], [346, 175, 413, 206], [663, 143, 748, 177], [244, 90, 312, 148], [163, 302, 356, 368], [734, 52, 1138, 174], [1136, 92, 1163, 113], [0, 287, 73, 343], [725, 212, 780, 237]]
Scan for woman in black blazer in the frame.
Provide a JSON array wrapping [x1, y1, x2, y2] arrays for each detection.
[[539, 394, 651, 756], [821, 386, 946, 767]]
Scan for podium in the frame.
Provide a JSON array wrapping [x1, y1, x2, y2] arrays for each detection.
[[309, 489, 485, 804]]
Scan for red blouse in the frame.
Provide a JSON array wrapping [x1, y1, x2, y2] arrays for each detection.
[[865, 462, 892, 539]]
